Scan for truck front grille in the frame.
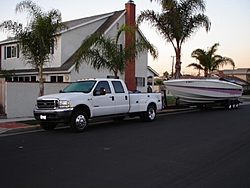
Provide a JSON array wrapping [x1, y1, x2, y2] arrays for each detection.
[[37, 99, 58, 109]]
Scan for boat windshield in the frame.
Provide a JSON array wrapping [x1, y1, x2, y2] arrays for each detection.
[[62, 80, 96, 93]]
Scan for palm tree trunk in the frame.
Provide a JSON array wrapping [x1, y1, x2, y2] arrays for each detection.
[[174, 47, 182, 79], [38, 64, 44, 97], [114, 70, 118, 79]]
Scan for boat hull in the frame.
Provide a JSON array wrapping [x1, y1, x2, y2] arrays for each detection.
[[164, 79, 243, 104]]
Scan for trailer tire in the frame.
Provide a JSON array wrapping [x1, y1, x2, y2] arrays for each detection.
[[226, 100, 233, 110], [234, 100, 239, 109], [70, 110, 89, 132]]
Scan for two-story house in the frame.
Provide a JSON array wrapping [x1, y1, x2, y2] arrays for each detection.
[[0, 1, 157, 92]]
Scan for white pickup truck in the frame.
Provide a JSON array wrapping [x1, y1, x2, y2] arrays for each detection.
[[34, 78, 162, 132]]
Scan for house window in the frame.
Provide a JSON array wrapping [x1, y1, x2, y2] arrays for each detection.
[[136, 77, 145, 87], [50, 76, 63, 82], [25, 77, 30, 82], [12, 76, 36, 82], [4, 45, 19, 59], [31, 76, 36, 82], [58, 76, 63, 82]]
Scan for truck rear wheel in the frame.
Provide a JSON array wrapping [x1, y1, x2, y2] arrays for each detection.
[[141, 105, 156, 122], [70, 111, 89, 132], [40, 123, 57, 131]]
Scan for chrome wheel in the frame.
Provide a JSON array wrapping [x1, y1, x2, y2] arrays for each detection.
[[148, 107, 156, 121], [70, 111, 89, 132], [142, 105, 156, 122], [75, 114, 87, 130]]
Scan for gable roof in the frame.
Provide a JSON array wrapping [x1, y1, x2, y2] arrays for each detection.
[[147, 66, 159, 77], [7, 9, 125, 75], [61, 11, 120, 33]]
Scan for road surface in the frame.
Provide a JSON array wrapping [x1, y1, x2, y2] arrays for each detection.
[[1, 105, 250, 188]]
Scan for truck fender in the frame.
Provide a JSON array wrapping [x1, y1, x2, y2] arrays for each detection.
[[72, 104, 92, 119]]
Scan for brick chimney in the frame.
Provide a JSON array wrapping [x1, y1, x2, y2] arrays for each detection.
[[125, 0, 136, 91], [0, 45, 1, 69], [218, 70, 224, 78]]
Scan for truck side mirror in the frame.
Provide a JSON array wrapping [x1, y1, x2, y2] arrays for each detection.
[[94, 87, 106, 96], [100, 87, 106, 95]]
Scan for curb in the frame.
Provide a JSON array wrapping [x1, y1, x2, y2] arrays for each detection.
[[0, 107, 195, 135], [1, 102, 248, 135], [0, 125, 41, 135]]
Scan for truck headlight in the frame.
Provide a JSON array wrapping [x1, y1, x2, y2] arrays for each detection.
[[58, 100, 70, 108]]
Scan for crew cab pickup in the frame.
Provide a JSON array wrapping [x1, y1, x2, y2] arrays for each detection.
[[34, 78, 162, 132]]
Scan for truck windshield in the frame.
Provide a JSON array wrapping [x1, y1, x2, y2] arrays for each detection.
[[62, 80, 96, 93]]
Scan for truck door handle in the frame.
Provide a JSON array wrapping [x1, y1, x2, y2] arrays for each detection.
[[125, 96, 128, 100], [110, 96, 114, 101]]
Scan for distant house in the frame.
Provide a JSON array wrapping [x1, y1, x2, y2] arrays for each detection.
[[0, 1, 158, 92], [218, 69, 250, 94], [218, 68, 250, 82]]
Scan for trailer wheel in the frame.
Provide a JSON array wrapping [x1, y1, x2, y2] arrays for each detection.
[[234, 100, 239, 109], [142, 105, 156, 122], [225, 100, 233, 110], [70, 111, 88, 132], [40, 122, 57, 131]]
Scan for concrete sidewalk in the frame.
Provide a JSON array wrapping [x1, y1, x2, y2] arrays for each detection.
[[0, 117, 40, 134]]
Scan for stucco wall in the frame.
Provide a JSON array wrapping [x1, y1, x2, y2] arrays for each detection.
[[1, 44, 34, 70], [61, 18, 108, 64], [5, 82, 69, 118]]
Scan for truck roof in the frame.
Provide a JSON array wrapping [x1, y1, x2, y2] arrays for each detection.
[[76, 78, 123, 82]]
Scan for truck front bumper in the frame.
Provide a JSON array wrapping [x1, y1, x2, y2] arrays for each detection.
[[33, 108, 73, 123]]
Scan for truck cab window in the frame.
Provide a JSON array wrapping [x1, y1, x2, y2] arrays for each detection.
[[112, 81, 125, 93], [95, 81, 111, 93], [63, 80, 96, 93]]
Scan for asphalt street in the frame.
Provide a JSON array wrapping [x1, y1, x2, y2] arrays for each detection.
[[1, 104, 250, 188]]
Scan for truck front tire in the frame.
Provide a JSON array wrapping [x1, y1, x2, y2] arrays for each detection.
[[70, 111, 89, 132]]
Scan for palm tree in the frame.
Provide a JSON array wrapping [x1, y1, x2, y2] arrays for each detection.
[[74, 24, 158, 78], [137, 0, 211, 78], [187, 43, 235, 77], [0, 68, 14, 81], [0, 0, 65, 96]]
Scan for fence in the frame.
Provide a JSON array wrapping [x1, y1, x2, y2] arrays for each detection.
[[0, 81, 169, 118], [1, 80, 68, 118]]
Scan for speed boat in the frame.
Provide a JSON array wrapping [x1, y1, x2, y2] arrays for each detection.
[[164, 78, 243, 104]]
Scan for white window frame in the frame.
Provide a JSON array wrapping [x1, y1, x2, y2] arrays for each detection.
[[4, 44, 19, 59], [136, 77, 146, 87], [50, 75, 64, 82]]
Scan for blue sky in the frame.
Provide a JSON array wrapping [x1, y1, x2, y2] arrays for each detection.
[[1, 0, 249, 75]]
